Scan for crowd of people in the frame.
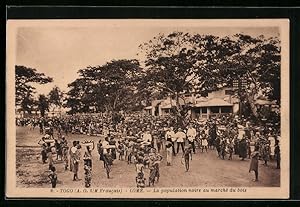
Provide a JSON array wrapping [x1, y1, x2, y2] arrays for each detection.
[[16, 113, 123, 136], [17, 112, 281, 188]]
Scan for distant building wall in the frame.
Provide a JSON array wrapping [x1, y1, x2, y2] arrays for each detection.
[[144, 87, 242, 119]]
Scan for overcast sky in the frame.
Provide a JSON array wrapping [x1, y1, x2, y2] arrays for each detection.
[[15, 20, 280, 96]]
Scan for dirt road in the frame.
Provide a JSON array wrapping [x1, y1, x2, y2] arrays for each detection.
[[15, 126, 280, 188]]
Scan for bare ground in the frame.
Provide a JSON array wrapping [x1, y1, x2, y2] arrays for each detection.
[[15, 126, 280, 188]]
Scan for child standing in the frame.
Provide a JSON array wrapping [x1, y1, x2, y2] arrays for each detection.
[[84, 163, 92, 187], [103, 149, 113, 179], [201, 131, 208, 153], [136, 172, 146, 188], [48, 166, 57, 188], [182, 144, 192, 172], [135, 158, 145, 187], [166, 141, 173, 166], [117, 141, 125, 160]]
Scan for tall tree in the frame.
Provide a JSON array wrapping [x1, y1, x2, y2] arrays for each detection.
[[139, 32, 199, 126], [65, 59, 142, 114], [139, 32, 280, 124], [15, 65, 53, 109], [38, 94, 49, 117], [48, 86, 64, 111], [20, 93, 36, 115], [191, 34, 280, 118], [65, 78, 92, 114]]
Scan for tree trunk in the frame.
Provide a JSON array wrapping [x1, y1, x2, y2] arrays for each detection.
[[244, 72, 260, 119], [174, 92, 187, 128], [113, 92, 120, 112], [244, 88, 259, 119]]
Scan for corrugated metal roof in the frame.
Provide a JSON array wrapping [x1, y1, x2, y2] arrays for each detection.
[[194, 98, 233, 107], [255, 99, 277, 105]]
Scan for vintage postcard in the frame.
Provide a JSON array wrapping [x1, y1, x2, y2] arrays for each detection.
[[6, 19, 289, 199]]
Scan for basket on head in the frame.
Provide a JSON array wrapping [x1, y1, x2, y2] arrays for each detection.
[[81, 140, 94, 148], [43, 135, 55, 143]]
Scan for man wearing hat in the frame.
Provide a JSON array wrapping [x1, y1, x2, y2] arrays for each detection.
[[187, 124, 197, 153], [165, 127, 176, 156]]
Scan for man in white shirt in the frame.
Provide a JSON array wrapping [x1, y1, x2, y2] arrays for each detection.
[[176, 128, 186, 154], [237, 123, 245, 140], [143, 129, 152, 142], [187, 124, 197, 153], [165, 127, 176, 155], [102, 137, 112, 154], [268, 133, 276, 158]]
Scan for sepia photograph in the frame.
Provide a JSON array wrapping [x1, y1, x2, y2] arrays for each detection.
[[6, 19, 289, 199]]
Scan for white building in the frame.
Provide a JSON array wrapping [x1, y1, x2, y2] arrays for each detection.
[[144, 87, 240, 119]]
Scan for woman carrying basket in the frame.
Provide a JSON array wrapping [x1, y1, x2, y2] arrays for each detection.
[[82, 140, 94, 187]]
